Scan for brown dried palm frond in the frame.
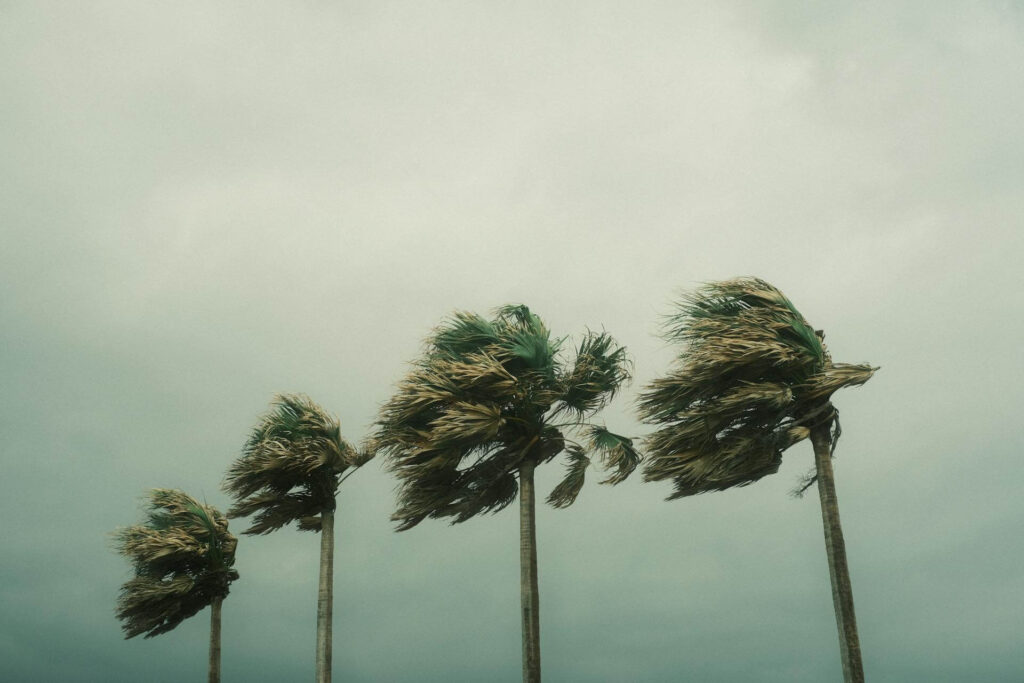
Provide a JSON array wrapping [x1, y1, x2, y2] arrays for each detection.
[[223, 394, 367, 535], [545, 445, 590, 509], [114, 489, 238, 639], [374, 305, 638, 530], [639, 278, 876, 499]]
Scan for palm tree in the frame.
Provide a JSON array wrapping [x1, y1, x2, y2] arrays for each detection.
[[222, 394, 370, 683], [638, 277, 875, 683], [374, 304, 639, 683], [114, 488, 239, 683]]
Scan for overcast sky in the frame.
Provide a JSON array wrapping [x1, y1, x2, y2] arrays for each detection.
[[2, 2, 1022, 681]]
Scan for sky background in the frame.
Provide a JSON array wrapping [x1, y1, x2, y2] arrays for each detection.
[[2, 2, 1022, 681]]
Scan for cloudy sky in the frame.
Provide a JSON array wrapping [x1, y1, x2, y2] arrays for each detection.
[[2, 2, 1022, 681]]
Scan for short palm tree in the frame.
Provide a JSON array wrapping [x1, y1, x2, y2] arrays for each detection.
[[375, 304, 639, 683], [638, 278, 875, 683], [222, 394, 369, 683], [114, 488, 239, 683]]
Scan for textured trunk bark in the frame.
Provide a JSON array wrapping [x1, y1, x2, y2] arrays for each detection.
[[519, 461, 541, 683], [316, 509, 335, 683], [811, 423, 865, 683], [209, 596, 222, 683]]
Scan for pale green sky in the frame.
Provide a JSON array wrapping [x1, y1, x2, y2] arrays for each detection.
[[2, 2, 1022, 681]]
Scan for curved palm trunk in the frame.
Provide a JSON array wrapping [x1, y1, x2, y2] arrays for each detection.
[[519, 460, 541, 683], [316, 509, 335, 683], [209, 596, 222, 683], [811, 423, 864, 683]]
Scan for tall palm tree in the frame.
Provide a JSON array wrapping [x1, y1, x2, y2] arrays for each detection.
[[374, 304, 639, 683], [114, 488, 239, 683], [222, 394, 370, 683], [638, 277, 876, 683]]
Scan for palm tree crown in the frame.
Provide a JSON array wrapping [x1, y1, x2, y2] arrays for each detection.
[[639, 277, 876, 497], [223, 394, 368, 534], [223, 394, 369, 683], [375, 304, 639, 530], [114, 489, 239, 639]]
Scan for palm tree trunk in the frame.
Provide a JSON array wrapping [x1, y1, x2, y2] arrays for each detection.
[[519, 460, 541, 683], [316, 509, 335, 683], [811, 423, 864, 683], [209, 596, 222, 683]]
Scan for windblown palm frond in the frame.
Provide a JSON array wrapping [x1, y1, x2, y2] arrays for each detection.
[[587, 425, 642, 485], [639, 277, 876, 499], [223, 394, 364, 534], [114, 489, 238, 639], [375, 305, 637, 530], [546, 445, 591, 509]]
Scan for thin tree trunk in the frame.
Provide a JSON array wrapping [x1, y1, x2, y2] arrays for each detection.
[[209, 596, 222, 683], [316, 509, 335, 683], [519, 460, 541, 683], [811, 423, 864, 683]]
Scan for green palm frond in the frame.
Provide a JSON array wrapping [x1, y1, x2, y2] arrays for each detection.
[[498, 305, 562, 368], [431, 312, 500, 360], [640, 278, 876, 497], [375, 304, 637, 529], [223, 394, 366, 535], [557, 331, 632, 417], [114, 489, 238, 639], [587, 426, 641, 485]]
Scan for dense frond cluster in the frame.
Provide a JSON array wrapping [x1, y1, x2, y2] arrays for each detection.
[[639, 278, 875, 499], [114, 489, 238, 639], [375, 305, 638, 530], [223, 394, 362, 535]]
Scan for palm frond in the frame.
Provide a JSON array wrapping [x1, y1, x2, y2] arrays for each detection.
[[226, 490, 325, 535], [430, 311, 500, 360], [667, 278, 825, 363], [348, 439, 379, 469], [587, 426, 641, 485], [430, 401, 505, 448], [644, 425, 793, 498], [546, 445, 591, 508], [557, 331, 631, 417], [799, 363, 877, 402], [494, 305, 561, 377]]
